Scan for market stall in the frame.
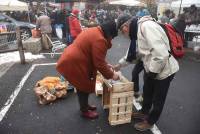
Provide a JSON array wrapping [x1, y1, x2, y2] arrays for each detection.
[[109, 0, 146, 7], [171, 0, 200, 8], [0, 0, 28, 11]]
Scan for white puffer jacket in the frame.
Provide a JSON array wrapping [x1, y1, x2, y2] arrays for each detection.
[[137, 16, 179, 80]]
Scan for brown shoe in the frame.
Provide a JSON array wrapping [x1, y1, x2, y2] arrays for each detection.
[[132, 111, 147, 120], [134, 120, 153, 131]]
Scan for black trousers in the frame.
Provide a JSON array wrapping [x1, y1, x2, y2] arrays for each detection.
[[132, 60, 144, 92], [77, 90, 89, 112], [141, 72, 175, 125]]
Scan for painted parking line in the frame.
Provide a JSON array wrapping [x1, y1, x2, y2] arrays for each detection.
[[40, 52, 62, 55], [0, 63, 56, 122], [133, 100, 162, 134], [0, 63, 162, 134]]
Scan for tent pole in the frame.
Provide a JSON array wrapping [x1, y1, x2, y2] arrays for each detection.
[[178, 0, 183, 15], [28, 2, 31, 23], [45, 0, 47, 15]]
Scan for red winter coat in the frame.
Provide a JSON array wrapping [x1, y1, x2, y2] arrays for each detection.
[[69, 15, 82, 39], [56, 26, 114, 93]]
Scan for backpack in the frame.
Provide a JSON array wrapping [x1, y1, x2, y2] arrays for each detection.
[[140, 20, 185, 58], [158, 23, 185, 58]]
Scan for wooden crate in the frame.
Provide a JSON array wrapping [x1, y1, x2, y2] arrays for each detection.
[[109, 91, 133, 125], [102, 74, 134, 125]]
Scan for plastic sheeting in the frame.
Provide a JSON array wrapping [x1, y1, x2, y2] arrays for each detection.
[[109, 0, 146, 7], [171, 0, 200, 8], [0, 0, 28, 11]]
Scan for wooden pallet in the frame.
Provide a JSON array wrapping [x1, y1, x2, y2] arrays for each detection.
[[102, 73, 134, 125]]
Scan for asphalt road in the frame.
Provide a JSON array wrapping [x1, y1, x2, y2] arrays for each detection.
[[0, 34, 200, 134]]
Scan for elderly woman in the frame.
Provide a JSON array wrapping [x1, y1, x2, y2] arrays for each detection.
[[56, 20, 119, 119]]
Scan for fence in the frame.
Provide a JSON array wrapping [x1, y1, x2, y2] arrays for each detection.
[[0, 25, 30, 51], [0, 26, 26, 64]]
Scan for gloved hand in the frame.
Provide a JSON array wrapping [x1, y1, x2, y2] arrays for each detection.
[[147, 72, 158, 79]]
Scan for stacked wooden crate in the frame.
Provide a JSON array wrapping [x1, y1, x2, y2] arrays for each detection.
[[102, 74, 134, 125]]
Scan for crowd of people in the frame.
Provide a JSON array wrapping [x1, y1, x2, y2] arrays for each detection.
[[34, 7, 131, 49]]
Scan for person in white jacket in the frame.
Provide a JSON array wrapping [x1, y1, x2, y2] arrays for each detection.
[[116, 15, 179, 131]]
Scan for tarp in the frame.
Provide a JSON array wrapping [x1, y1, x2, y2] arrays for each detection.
[[171, 0, 200, 8], [109, 0, 146, 7], [0, 0, 28, 11]]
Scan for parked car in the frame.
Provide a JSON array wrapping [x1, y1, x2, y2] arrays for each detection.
[[0, 13, 36, 48]]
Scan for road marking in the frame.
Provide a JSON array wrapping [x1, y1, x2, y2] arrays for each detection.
[[40, 52, 62, 55], [0, 62, 162, 134], [133, 100, 162, 134], [0, 63, 56, 122]]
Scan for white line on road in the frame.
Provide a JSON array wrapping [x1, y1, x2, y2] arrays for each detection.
[[40, 52, 62, 55], [0, 62, 162, 134], [0, 63, 56, 122], [34, 63, 57, 66], [133, 99, 162, 134]]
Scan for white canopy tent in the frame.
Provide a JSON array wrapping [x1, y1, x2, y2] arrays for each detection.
[[0, 0, 28, 11], [109, 0, 146, 7], [171, 0, 200, 8]]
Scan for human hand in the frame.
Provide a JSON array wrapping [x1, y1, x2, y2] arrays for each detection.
[[112, 71, 120, 81], [107, 64, 114, 69], [113, 64, 121, 72]]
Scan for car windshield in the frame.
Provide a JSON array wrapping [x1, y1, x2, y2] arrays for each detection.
[[0, 14, 16, 23]]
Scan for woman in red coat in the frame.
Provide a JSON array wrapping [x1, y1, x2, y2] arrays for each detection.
[[56, 20, 119, 119]]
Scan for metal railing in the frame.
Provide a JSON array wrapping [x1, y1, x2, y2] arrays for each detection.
[[0, 25, 30, 50]]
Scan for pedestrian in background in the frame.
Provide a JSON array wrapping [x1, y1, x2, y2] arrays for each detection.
[[36, 12, 52, 50], [159, 9, 170, 24], [68, 9, 82, 44]]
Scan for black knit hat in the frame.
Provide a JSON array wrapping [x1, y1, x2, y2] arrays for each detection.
[[117, 14, 131, 29], [100, 19, 118, 39]]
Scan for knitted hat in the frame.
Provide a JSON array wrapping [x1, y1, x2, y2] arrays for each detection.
[[71, 9, 80, 16], [100, 19, 118, 39], [116, 14, 131, 29]]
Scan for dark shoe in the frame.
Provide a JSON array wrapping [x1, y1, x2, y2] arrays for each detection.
[[134, 92, 140, 98], [132, 111, 147, 120], [87, 105, 97, 111], [135, 95, 143, 103], [134, 120, 153, 131], [81, 110, 99, 119]]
